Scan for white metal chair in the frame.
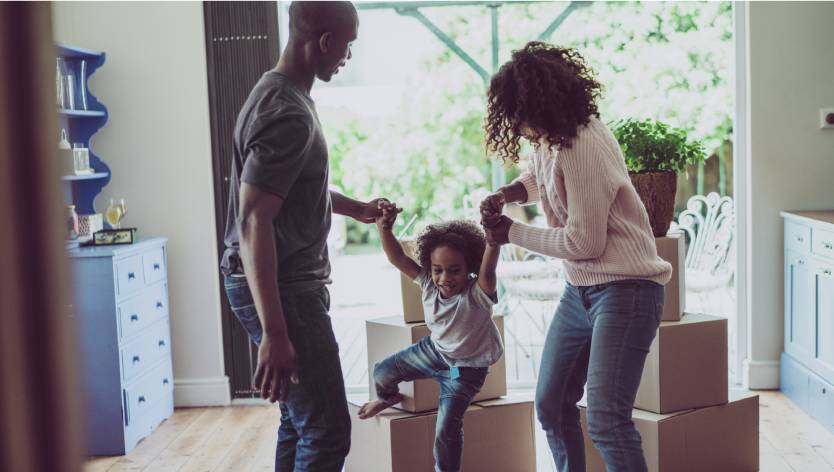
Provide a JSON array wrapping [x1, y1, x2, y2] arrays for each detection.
[[672, 192, 736, 293]]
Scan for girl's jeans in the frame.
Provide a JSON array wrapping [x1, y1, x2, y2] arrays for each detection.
[[372, 336, 487, 472]]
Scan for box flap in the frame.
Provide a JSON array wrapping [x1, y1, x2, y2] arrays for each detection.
[[660, 312, 725, 327], [367, 315, 427, 329], [474, 395, 533, 408]]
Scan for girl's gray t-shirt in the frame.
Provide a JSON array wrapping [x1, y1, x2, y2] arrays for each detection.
[[415, 271, 504, 368]]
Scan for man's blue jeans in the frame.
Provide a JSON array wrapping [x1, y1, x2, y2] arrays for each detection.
[[224, 275, 351, 472], [536, 280, 664, 472], [372, 336, 487, 472]]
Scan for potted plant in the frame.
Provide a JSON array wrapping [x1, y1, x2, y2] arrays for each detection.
[[612, 118, 707, 237]]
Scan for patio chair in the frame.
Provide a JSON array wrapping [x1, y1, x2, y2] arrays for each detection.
[[672, 192, 736, 293]]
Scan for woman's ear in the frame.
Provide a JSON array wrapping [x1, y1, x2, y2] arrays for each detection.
[[318, 31, 332, 53]]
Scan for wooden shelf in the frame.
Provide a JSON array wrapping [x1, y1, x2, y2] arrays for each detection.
[[55, 43, 104, 59], [58, 109, 106, 118], [62, 172, 109, 182]]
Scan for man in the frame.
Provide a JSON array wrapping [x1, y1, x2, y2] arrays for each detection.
[[220, 2, 379, 470]]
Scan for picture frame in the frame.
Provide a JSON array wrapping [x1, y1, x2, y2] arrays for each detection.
[[92, 228, 136, 246]]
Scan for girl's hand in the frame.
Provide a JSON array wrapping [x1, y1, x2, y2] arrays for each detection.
[[376, 200, 401, 231]]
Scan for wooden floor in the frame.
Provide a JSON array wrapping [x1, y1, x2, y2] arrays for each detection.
[[85, 391, 834, 472]]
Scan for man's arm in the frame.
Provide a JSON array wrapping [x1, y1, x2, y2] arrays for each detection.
[[331, 189, 383, 224], [238, 182, 296, 403]]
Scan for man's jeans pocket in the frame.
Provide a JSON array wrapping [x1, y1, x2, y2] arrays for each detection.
[[224, 276, 264, 346]]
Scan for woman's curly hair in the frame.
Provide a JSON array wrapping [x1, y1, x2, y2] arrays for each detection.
[[416, 220, 486, 276], [485, 41, 603, 164]]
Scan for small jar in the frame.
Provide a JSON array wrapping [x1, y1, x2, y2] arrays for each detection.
[[67, 205, 79, 240], [72, 143, 90, 174]]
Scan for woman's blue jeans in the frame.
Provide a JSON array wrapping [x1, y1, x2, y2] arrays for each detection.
[[535, 280, 664, 472]]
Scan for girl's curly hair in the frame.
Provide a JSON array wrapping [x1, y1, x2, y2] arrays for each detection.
[[485, 41, 603, 164], [416, 220, 486, 276]]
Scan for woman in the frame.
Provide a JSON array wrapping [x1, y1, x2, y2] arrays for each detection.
[[480, 42, 672, 472]]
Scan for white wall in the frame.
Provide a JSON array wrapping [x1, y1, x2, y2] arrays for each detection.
[[744, 1, 834, 388], [52, 2, 230, 406]]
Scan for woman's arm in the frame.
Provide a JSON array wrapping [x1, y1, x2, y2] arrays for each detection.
[[478, 242, 501, 296], [507, 146, 618, 260]]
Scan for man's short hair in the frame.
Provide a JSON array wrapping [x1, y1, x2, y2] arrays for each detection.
[[288, 1, 358, 40]]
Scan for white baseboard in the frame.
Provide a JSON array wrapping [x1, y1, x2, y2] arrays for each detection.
[[743, 359, 780, 390], [174, 376, 231, 407]]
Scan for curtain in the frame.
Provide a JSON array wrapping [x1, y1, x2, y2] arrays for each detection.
[[0, 3, 84, 471]]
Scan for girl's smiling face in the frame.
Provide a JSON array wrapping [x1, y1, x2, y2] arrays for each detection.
[[430, 245, 469, 299]]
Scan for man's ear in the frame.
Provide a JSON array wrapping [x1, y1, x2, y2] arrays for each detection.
[[318, 31, 332, 53]]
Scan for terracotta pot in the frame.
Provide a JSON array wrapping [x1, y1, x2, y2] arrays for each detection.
[[629, 170, 678, 237]]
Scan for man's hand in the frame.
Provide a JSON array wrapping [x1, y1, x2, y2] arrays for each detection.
[[253, 331, 298, 403], [480, 191, 506, 228], [355, 197, 389, 224], [484, 215, 513, 246], [376, 200, 402, 231]]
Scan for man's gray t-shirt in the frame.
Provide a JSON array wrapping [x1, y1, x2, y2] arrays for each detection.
[[415, 271, 504, 368], [221, 71, 331, 295]]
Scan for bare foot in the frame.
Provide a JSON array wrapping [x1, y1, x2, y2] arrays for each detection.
[[357, 394, 403, 419]]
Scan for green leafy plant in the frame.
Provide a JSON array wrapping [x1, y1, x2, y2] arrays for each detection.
[[611, 118, 707, 173]]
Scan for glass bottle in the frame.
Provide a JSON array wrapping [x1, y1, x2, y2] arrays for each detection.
[[67, 205, 79, 240]]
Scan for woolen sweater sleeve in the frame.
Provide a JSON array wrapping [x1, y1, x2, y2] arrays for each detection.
[[508, 138, 618, 260], [512, 168, 540, 205]]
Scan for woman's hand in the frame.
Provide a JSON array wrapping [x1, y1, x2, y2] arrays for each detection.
[[484, 215, 513, 245], [480, 191, 506, 228]]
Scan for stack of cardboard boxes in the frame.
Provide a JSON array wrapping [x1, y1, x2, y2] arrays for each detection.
[[579, 232, 760, 472], [345, 241, 536, 472]]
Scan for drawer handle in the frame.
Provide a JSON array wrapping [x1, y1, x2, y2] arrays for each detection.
[[138, 396, 146, 404], [798, 259, 806, 266], [795, 235, 804, 243], [153, 263, 161, 270], [158, 340, 166, 347], [132, 355, 141, 364], [163, 378, 170, 385], [824, 242, 833, 250], [824, 270, 832, 276], [128, 272, 136, 280], [156, 301, 164, 309], [130, 314, 139, 322]]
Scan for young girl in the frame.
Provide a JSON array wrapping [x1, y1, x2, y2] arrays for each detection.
[[480, 42, 672, 472], [358, 201, 504, 472]]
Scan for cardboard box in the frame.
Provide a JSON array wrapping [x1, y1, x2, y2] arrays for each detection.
[[656, 233, 686, 321], [580, 392, 758, 472], [366, 315, 507, 412], [401, 272, 425, 323], [398, 238, 425, 323], [346, 395, 535, 472], [635, 313, 728, 413]]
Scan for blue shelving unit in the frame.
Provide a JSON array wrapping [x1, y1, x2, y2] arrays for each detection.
[[56, 42, 110, 215]]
